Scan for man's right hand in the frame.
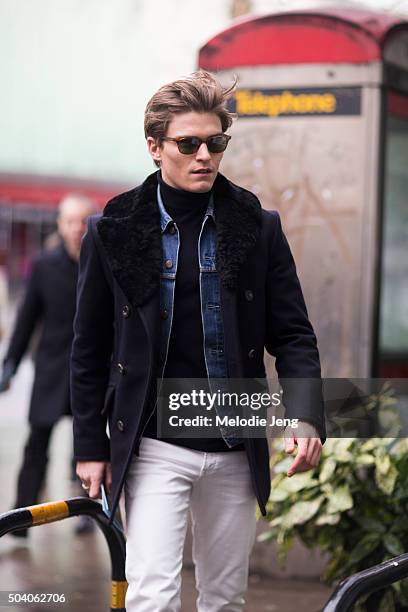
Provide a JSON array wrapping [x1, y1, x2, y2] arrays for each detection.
[[76, 461, 112, 499]]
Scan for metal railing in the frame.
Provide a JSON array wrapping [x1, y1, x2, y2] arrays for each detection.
[[322, 553, 408, 611], [0, 497, 127, 611]]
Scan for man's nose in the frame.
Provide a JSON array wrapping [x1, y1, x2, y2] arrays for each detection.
[[195, 142, 211, 161]]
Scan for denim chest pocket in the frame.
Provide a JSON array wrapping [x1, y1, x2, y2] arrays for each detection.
[[201, 253, 216, 272]]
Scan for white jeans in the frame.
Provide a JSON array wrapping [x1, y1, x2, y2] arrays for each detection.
[[124, 437, 257, 612]]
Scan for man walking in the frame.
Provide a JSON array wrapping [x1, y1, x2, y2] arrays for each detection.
[[71, 71, 326, 611], [0, 194, 94, 536]]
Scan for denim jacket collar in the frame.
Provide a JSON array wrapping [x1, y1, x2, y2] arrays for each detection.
[[157, 183, 215, 233]]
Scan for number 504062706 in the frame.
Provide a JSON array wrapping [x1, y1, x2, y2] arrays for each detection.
[[5, 592, 66, 604]]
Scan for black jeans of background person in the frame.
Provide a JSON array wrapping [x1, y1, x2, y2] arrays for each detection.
[[14, 423, 78, 509]]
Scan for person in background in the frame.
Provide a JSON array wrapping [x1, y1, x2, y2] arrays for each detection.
[[0, 194, 94, 537]]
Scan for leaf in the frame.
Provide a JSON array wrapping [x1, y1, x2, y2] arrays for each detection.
[[332, 439, 354, 462], [257, 531, 275, 543], [321, 482, 334, 496], [347, 532, 381, 566], [277, 471, 317, 493], [374, 447, 399, 494], [326, 485, 354, 513], [319, 458, 337, 483], [375, 462, 398, 495], [281, 496, 324, 528], [383, 534, 405, 556], [361, 439, 379, 452], [302, 488, 319, 501], [392, 439, 408, 456], [356, 453, 375, 466], [271, 473, 286, 487], [269, 488, 290, 502], [375, 449, 391, 475], [273, 457, 293, 473], [269, 516, 283, 527], [315, 512, 341, 526], [276, 530, 295, 565], [378, 409, 402, 437]]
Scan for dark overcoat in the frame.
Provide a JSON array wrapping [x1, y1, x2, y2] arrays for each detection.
[[4, 243, 78, 426], [70, 171, 326, 521]]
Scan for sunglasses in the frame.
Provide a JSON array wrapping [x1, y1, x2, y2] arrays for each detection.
[[161, 133, 231, 155]]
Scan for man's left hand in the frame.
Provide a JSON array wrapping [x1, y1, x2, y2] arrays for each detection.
[[284, 421, 322, 477]]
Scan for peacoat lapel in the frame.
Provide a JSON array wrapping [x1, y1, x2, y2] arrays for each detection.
[[95, 170, 263, 311]]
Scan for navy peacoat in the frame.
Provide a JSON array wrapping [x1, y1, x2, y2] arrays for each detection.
[[70, 171, 326, 521]]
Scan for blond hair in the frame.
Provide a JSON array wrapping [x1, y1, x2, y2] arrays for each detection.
[[144, 70, 237, 156]]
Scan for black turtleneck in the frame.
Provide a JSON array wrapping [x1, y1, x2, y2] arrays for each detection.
[[142, 172, 244, 452], [159, 172, 209, 381]]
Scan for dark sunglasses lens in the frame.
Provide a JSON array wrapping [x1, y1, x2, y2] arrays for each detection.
[[207, 135, 229, 153], [177, 138, 200, 154]]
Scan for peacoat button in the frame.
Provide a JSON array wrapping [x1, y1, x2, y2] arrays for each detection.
[[117, 362, 126, 375], [117, 419, 125, 432], [161, 309, 169, 320], [245, 290, 254, 302], [165, 259, 173, 269], [122, 305, 131, 318], [168, 225, 176, 235], [248, 349, 256, 359]]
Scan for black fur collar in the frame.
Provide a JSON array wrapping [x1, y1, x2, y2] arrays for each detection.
[[96, 171, 262, 307]]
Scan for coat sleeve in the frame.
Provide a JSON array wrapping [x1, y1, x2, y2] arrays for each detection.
[[70, 216, 114, 461], [3, 257, 44, 374], [264, 211, 326, 442]]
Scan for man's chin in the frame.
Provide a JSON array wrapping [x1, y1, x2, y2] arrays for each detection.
[[187, 175, 216, 193]]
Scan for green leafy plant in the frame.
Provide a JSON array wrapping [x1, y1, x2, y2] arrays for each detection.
[[261, 390, 408, 611]]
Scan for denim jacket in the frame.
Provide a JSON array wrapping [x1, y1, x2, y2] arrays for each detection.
[[156, 184, 243, 448]]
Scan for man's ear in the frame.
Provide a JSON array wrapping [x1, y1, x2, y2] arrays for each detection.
[[147, 136, 162, 165]]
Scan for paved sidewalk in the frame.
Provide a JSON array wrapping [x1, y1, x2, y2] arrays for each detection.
[[0, 527, 332, 612]]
